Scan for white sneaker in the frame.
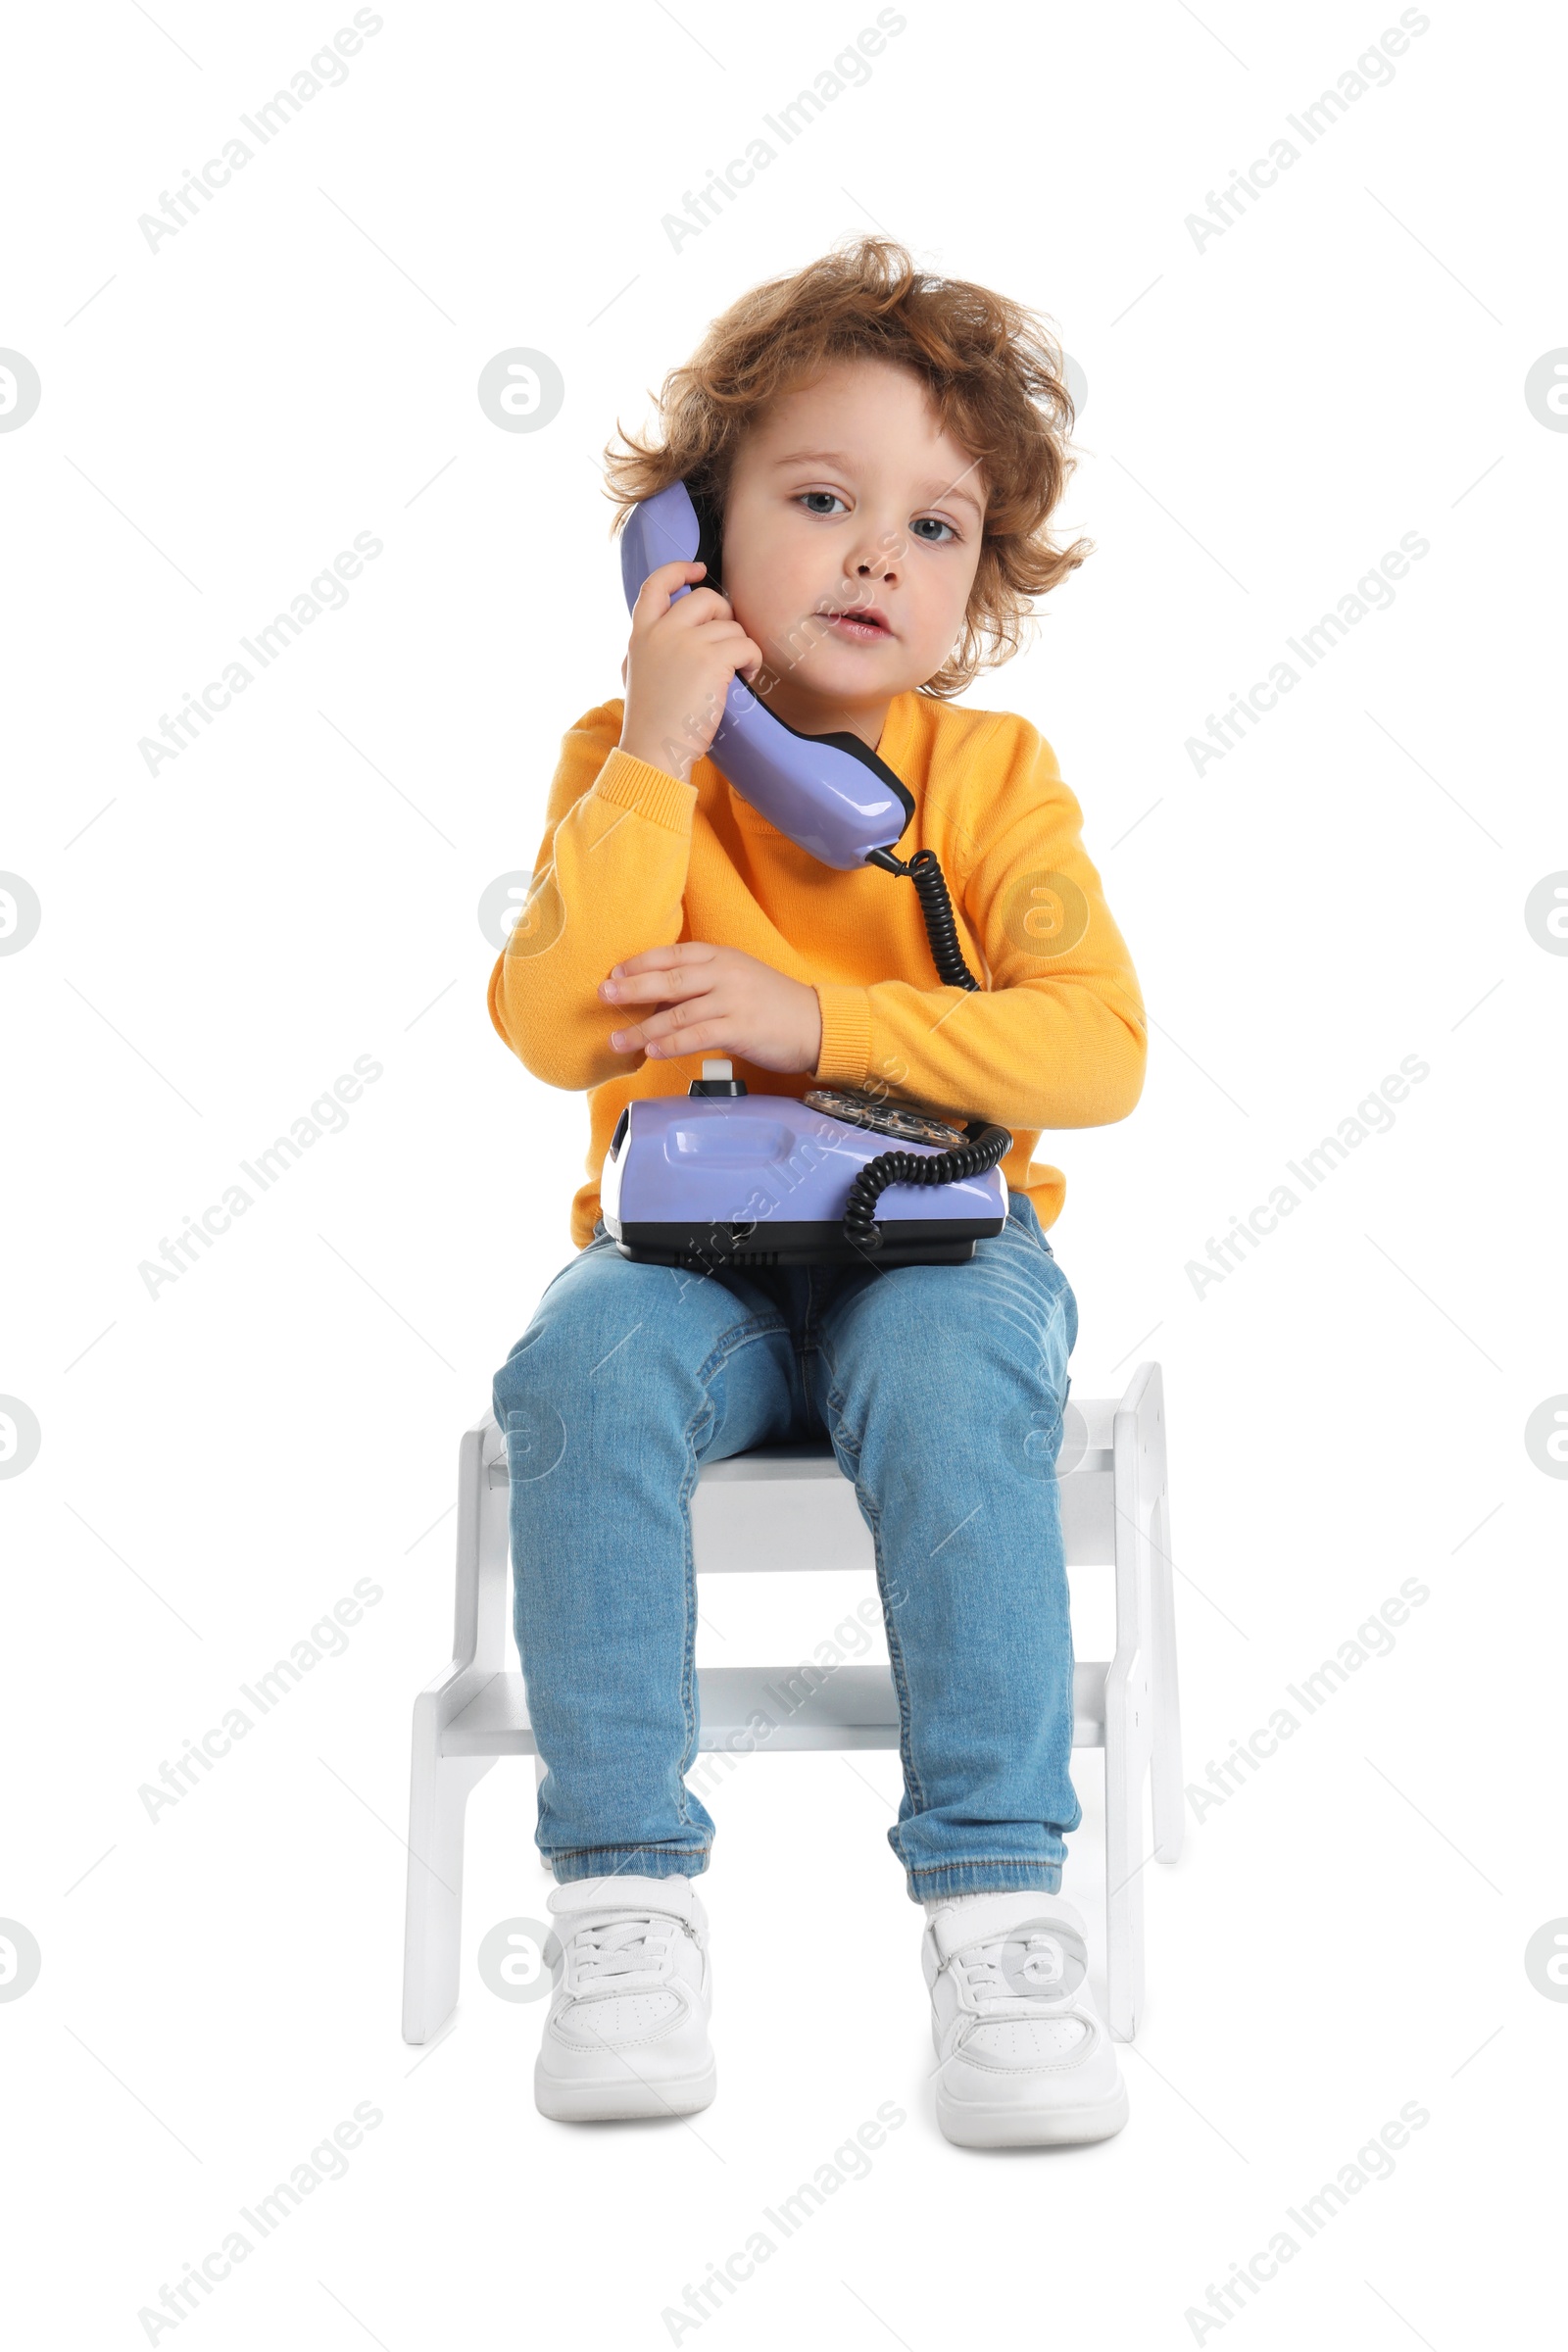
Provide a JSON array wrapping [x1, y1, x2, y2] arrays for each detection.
[[534, 1873, 715, 2123], [922, 1891, 1129, 2147]]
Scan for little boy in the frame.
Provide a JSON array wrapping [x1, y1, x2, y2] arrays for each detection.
[[489, 238, 1147, 2147]]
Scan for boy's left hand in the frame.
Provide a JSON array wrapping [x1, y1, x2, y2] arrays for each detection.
[[600, 944, 823, 1075]]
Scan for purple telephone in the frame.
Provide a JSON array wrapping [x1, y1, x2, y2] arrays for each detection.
[[601, 478, 1011, 1269]]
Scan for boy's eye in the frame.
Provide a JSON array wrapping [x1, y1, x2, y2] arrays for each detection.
[[797, 490, 847, 516], [910, 514, 957, 544]]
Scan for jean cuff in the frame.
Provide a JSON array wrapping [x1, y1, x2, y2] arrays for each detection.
[[902, 1858, 1063, 1904], [549, 1844, 710, 1885]]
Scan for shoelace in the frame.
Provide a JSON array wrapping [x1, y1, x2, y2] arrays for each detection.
[[564, 1914, 675, 1988], [954, 1931, 1070, 2009]]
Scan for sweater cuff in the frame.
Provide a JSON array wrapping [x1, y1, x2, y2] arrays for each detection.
[[811, 985, 872, 1087], [593, 747, 699, 834]]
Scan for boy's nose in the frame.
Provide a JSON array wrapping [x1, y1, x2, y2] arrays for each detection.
[[850, 540, 901, 581]]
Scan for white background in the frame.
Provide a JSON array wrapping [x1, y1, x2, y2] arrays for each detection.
[[3, 0, 1565, 2343]]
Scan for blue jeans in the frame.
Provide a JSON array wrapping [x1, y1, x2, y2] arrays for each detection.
[[491, 1189, 1082, 1903]]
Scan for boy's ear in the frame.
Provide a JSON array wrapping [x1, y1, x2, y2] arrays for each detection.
[[686, 478, 725, 594]]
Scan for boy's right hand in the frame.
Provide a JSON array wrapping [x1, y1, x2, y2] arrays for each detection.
[[617, 560, 763, 785]]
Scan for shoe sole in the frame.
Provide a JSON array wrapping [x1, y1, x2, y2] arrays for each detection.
[[534, 2057, 716, 2124], [935, 2080, 1130, 2148]]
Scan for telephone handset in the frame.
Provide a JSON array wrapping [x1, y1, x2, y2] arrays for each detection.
[[619, 478, 915, 870]]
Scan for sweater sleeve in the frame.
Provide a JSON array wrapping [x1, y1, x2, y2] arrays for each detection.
[[810, 717, 1147, 1131], [488, 700, 697, 1092]]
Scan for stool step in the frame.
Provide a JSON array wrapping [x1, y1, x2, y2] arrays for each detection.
[[487, 1425, 1118, 1572], [486, 1420, 1118, 1491], [441, 1663, 1108, 1757]]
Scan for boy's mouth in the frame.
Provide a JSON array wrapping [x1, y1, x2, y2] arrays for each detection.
[[822, 604, 893, 642]]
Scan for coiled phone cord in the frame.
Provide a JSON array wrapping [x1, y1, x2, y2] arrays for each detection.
[[865, 844, 980, 991], [844, 845, 1010, 1252], [841, 1118, 1012, 1253]]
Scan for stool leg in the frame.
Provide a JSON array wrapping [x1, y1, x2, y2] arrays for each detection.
[[1149, 1486, 1185, 1865], [402, 1710, 493, 2043], [1103, 1706, 1146, 2042], [1105, 1369, 1159, 2042]]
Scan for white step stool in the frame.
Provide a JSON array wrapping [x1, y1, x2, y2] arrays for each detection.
[[401, 1359, 1182, 2044]]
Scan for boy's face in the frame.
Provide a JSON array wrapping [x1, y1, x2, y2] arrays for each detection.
[[718, 357, 986, 739]]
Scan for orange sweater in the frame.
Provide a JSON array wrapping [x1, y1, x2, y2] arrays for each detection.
[[488, 692, 1147, 1250]]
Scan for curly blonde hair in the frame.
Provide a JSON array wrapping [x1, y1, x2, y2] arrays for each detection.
[[603, 237, 1090, 699]]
